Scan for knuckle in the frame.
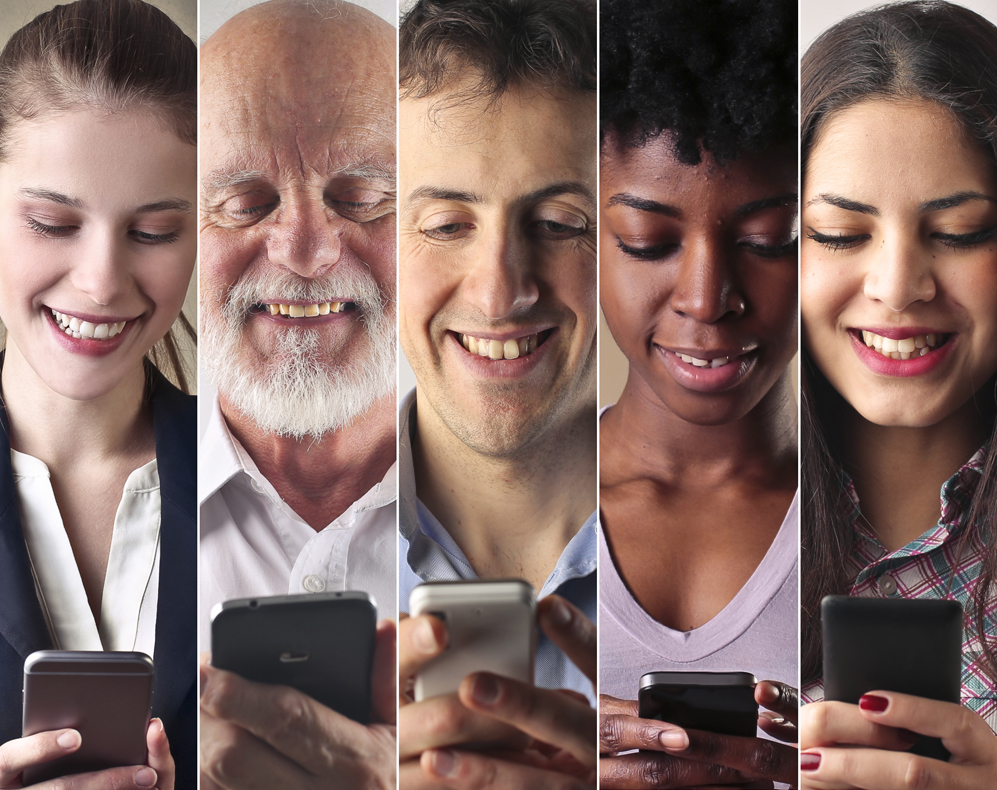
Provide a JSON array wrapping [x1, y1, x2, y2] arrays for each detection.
[[203, 725, 244, 785], [424, 700, 465, 740], [902, 756, 932, 790], [743, 739, 789, 780], [693, 731, 724, 764], [204, 669, 239, 716], [598, 714, 628, 753], [632, 755, 681, 787], [272, 687, 313, 738]]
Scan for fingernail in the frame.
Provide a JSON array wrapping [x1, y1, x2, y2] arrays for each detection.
[[57, 730, 80, 750], [898, 728, 920, 744], [658, 728, 688, 750], [859, 694, 889, 713], [547, 597, 572, 626], [769, 716, 787, 725], [471, 674, 500, 705], [134, 767, 157, 787], [431, 749, 458, 777], [413, 619, 439, 653], [801, 752, 821, 772]]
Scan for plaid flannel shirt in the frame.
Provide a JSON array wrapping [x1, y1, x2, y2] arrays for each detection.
[[803, 445, 997, 732]]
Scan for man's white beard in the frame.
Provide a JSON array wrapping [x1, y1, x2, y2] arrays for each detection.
[[201, 266, 395, 440]]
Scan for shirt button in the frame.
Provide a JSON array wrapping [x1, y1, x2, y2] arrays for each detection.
[[878, 574, 898, 596], [302, 575, 326, 593], [250, 479, 265, 494]]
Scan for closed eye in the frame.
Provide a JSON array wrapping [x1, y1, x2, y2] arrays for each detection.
[[932, 226, 997, 249], [615, 238, 678, 260], [806, 229, 869, 251]]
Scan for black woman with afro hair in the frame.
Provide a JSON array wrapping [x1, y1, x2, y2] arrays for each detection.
[[598, 0, 800, 787]]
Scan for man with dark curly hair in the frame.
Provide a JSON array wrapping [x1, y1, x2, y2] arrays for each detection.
[[396, 0, 599, 787], [597, 0, 800, 788]]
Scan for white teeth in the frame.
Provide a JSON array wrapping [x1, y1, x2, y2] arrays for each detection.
[[862, 330, 943, 359], [265, 302, 346, 318], [50, 309, 126, 340], [676, 352, 732, 368], [459, 332, 544, 360]]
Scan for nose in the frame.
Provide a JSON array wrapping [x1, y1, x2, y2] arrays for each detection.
[[863, 235, 936, 310], [461, 225, 539, 320], [266, 194, 343, 277], [71, 228, 132, 306], [669, 237, 745, 323]]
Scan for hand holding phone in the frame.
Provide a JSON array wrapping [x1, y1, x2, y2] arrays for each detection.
[[599, 680, 799, 789]]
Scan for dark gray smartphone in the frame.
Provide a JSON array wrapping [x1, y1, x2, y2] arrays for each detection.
[[822, 596, 963, 760], [211, 591, 376, 724], [638, 671, 759, 737], [22, 651, 153, 786]]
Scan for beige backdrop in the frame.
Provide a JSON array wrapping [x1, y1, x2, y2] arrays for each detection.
[[0, 0, 198, 390]]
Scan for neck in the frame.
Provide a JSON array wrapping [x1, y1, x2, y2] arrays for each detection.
[[838, 395, 990, 551], [412, 392, 597, 590], [220, 392, 397, 531], [606, 368, 798, 490], [1, 342, 152, 467]]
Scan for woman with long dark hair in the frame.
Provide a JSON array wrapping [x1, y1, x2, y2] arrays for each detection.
[[0, 2, 196, 788], [800, 2, 997, 786]]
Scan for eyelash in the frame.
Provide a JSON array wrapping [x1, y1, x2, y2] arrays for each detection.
[[807, 227, 997, 251], [27, 218, 179, 245], [616, 237, 797, 261], [422, 220, 586, 242]]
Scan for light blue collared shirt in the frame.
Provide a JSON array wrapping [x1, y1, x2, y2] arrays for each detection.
[[398, 389, 597, 702]]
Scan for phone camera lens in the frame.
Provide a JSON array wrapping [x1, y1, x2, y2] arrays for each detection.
[[249, 600, 259, 608]]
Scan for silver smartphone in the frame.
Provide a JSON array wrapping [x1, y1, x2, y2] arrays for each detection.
[[211, 591, 377, 723], [409, 579, 536, 701], [22, 651, 153, 785]]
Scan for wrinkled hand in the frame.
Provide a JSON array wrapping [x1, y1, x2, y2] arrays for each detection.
[[600, 680, 799, 788], [200, 618, 397, 790], [0, 718, 173, 790], [400, 594, 597, 789], [800, 691, 997, 789]]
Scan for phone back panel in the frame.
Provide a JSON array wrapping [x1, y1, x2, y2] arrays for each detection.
[[822, 596, 962, 759], [22, 651, 153, 785], [638, 672, 758, 737], [211, 593, 376, 724], [410, 580, 535, 701]]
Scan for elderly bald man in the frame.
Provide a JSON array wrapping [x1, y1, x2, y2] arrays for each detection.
[[197, 1, 397, 787]]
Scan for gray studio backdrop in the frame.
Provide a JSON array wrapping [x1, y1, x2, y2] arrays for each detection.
[[0, 0, 198, 391]]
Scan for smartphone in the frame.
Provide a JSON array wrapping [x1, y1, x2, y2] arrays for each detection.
[[638, 671, 758, 737], [211, 591, 376, 724], [409, 579, 536, 701], [822, 595, 963, 760], [22, 651, 153, 786]]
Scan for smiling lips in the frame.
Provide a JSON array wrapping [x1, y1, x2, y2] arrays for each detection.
[[457, 331, 548, 360], [51, 309, 128, 340]]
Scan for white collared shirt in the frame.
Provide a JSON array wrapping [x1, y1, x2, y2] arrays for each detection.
[[198, 397, 398, 649], [14, 450, 161, 655]]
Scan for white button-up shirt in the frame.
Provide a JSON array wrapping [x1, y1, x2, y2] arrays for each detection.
[[198, 398, 397, 649]]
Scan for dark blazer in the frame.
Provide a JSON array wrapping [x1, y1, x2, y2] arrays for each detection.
[[0, 365, 197, 789]]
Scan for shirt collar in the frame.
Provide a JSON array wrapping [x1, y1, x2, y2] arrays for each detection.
[[198, 394, 398, 515]]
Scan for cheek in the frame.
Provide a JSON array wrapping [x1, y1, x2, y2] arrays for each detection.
[[200, 229, 252, 300], [599, 256, 664, 350], [801, 252, 853, 338], [143, 248, 195, 317]]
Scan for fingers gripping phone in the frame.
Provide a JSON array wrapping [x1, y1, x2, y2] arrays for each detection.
[[211, 591, 377, 724], [22, 651, 154, 786], [409, 579, 536, 701], [638, 671, 759, 738], [821, 596, 962, 760]]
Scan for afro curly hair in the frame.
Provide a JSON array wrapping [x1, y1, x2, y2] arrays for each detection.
[[601, 0, 797, 165]]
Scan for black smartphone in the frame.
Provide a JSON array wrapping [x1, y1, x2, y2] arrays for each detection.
[[211, 591, 376, 724], [822, 596, 963, 760], [638, 671, 758, 737], [22, 651, 154, 786]]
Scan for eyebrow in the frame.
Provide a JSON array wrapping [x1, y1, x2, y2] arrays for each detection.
[[20, 188, 83, 208], [919, 191, 997, 212], [606, 192, 797, 218], [21, 189, 191, 214], [406, 181, 595, 209], [805, 193, 879, 216], [204, 163, 396, 194]]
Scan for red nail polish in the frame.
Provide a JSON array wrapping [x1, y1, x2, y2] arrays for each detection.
[[859, 694, 889, 712], [801, 753, 821, 772]]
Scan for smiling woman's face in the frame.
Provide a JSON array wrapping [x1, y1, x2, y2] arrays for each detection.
[[0, 109, 196, 401], [802, 98, 997, 428], [600, 134, 798, 425]]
